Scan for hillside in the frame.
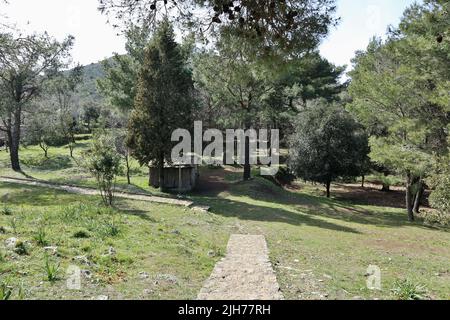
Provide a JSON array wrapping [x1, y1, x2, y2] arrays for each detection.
[[74, 61, 106, 107]]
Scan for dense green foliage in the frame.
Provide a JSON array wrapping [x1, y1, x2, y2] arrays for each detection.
[[0, 32, 74, 171], [348, 0, 449, 220], [98, 0, 338, 59], [193, 31, 345, 180], [428, 157, 450, 216], [1, 0, 450, 302], [127, 20, 195, 190], [288, 100, 369, 197], [46, 66, 84, 157], [97, 24, 151, 115], [24, 110, 67, 158]]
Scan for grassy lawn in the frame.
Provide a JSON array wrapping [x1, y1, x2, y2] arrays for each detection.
[[198, 179, 450, 300], [1, 143, 449, 300], [0, 183, 229, 300], [0, 142, 161, 196]]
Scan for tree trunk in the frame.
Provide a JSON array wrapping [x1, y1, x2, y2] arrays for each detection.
[[9, 142, 20, 171], [125, 154, 131, 185], [40, 142, 48, 158], [381, 172, 390, 192], [326, 180, 331, 198], [406, 172, 415, 222], [69, 135, 75, 158], [9, 131, 20, 172], [8, 109, 22, 172], [148, 167, 152, 187], [413, 180, 424, 215], [361, 175, 365, 188]]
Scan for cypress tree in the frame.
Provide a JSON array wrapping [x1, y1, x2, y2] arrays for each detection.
[[127, 20, 194, 191]]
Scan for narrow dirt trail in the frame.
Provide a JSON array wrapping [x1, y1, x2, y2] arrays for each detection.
[[198, 234, 284, 300], [0, 177, 194, 207]]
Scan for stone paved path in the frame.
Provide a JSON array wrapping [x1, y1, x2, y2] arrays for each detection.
[[0, 177, 193, 207], [198, 234, 283, 300]]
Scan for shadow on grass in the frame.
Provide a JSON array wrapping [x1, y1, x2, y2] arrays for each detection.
[[1, 182, 163, 224], [7, 167, 183, 203], [195, 177, 439, 231], [20, 155, 73, 171], [114, 200, 158, 222], [194, 195, 361, 234], [0, 182, 87, 207]]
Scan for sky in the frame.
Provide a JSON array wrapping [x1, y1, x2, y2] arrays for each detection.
[[320, 0, 420, 71], [2, 0, 420, 73]]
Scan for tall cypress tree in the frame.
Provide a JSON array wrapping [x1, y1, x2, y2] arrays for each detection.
[[127, 20, 194, 191]]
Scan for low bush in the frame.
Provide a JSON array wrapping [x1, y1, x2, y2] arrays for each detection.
[[73, 229, 91, 239], [391, 279, 428, 300]]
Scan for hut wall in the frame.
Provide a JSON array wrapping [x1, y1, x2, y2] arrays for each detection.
[[149, 166, 198, 191]]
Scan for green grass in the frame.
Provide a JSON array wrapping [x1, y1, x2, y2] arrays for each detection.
[[0, 141, 449, 300], [391, 279, 428, 300], [0, 183, 228, 300], [193, 178, 450, 300], [0, 141, 162, 196]]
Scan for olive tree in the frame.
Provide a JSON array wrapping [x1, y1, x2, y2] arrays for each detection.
[[49, 66, 84, 157], [24, 108, 66, 158], [0, 32, 74, 171]]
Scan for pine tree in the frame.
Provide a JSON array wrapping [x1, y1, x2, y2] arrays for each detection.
[[127, 20, 195, 191]]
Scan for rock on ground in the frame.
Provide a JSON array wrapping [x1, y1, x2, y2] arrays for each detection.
[[5, 237, 18, 248]]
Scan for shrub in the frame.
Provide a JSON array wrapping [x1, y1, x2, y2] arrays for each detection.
[[82, 133, 121, 206], [1, 207, 13, 216], [428, 158, 450, 217], [376, 173, 404, 192], [274, 167, 296, 186], [418, 210, 450, 227], [391, 279, 428, 300], [73, 229, 91, 239], [14, 241, 29, 256]]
